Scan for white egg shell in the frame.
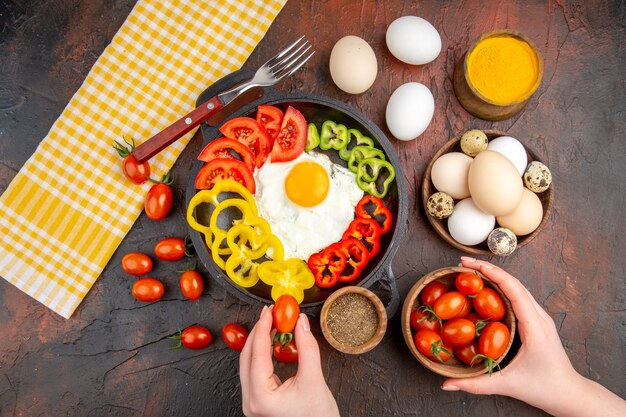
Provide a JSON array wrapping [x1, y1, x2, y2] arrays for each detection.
[[385, 82, 434, 141], [329, 36, 378, 94], [385, 16, 442, 65], [496, 188, 543, 236], [487, 136, 528, 176], [430, 152, 472, 199], [447, 198, 495, 246]]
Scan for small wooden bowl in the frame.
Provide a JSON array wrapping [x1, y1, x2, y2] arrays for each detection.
[[320, 286, 387, 355], [401, 267, 517, 378], [453, 30, 543, 121], [422, 129, 554, 256]]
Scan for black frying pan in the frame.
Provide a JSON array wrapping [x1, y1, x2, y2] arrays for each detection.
[[185, 70, 408, 317]]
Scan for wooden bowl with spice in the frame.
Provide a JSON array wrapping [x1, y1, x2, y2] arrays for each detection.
[[453, 29, 543, 121], [320, 286, 387, 355], [401, 267, 516, 378]]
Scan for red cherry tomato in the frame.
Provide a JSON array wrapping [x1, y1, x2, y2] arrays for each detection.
[[413, 329, 452, 363], [256, 104, 284, 142], [473, 288, 506, 321], [145, 183, 173, 220], [179, 270, 204, 300], [219, 117, 271, 168], [441, 318, 476, 347], [456, 296, 472, 318], [455, 272, 484, 296], [270, 106, 307, 163], [273, 339, 298, 363], [479, 321, 510, 359], [420, 281, 448, 307], [123, 153, 151, 184], [132, 277, 164, 302], [194, 158, 256, 194], [121, 252, 153, 276], [454, 340, 480, 366], [409, 308, 441, 333], [222, 323, 249, 351], [180, 325, 212, 350], [273, 294, 300, 334], [433, 291, 466, 320], [154, 237, 186, 261]]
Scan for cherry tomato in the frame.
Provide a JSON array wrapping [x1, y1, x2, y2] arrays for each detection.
[[179, 270, 204, 300], [473, 288, 506, 321], [456, 296, 472, 318], [180, 325, 212, 350], [454, 340, 480, 366], [197, 137, 256, 174], [194, 158, 256, 194], [220, 117, 271, 168], [256, 104, 284, 142], [273, 294, 300, 334], [455, 272, 484, 296], [409, 308, 441, 333], [145, 183, 173, 220], [479, 321, 510, 359], [123, 153, 151, 184], [441, 318, 476, 347], [222, 323, 249, 351], [270, 106, 307, 163], [154, 237, 186, 261], [433, 291, 466, 320], [121, 252, 153, 276], [273, 339, 298, 363], [132, 277, 164, 302], [413, 329, 452, 363], [420, 281, 448, 307]]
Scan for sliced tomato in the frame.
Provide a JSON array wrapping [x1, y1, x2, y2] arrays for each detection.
[[256, 105, 284, 143], [219, 117, 271, 168], [194, 158, 255, 193], [270, 106, 307, 163], [197, 137, 255, 173]]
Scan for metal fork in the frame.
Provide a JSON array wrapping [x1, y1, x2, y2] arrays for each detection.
[[133, 36, 314, 163]]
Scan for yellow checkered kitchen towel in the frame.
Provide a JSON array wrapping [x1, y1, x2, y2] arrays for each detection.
[[0, 0, 287, 318]]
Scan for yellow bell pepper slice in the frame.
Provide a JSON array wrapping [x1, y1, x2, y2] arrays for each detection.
[[258, 258, 315, 304]]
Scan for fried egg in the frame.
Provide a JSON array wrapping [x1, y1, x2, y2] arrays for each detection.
[[254, 152, 364, 259]]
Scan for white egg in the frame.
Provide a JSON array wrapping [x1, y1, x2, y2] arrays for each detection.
[[329, 36, 378, 94], [385, 82, 434, 141], [447, 198, 495, 246], [386, 16, 441, 65], [487, 136, 528, 176], [254, 152, 363, 259]]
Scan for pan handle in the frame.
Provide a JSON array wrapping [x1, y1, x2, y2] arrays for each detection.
[[368, 262, 400, 319]]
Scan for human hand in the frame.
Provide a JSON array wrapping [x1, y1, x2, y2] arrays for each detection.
[[441, 257, 626, 417], [239, 305, 340, 417]]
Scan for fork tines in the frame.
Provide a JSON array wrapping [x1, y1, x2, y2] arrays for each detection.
[[266, 36, 315, 81]]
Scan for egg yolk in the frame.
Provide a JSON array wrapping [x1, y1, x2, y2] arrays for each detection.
[[284, 161, 330, 207]]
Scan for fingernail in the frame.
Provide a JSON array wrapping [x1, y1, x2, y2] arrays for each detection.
[[299, 313, 310, 332], [460, 256, 476, 262], [441, 384, 460, 391], [260, 305, 268, 318]]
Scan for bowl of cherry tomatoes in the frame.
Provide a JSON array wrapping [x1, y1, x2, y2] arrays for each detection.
[[401, 267, 516, 378]]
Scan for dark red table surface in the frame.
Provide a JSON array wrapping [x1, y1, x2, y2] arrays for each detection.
[[1, 1, 624, 416]]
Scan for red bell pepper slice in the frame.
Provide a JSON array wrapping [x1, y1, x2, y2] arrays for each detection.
[[355, 195, 393, 234], [307, 244, 346, 288], [336, 238, 370, 282], [342, 217, 382, 258]]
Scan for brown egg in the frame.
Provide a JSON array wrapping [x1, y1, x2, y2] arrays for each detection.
[[468, 150, 523, 216], [496, 188, 543, 235]]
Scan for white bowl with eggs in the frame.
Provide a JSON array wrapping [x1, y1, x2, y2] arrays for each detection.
[[186, 70, 409, 313], [422, 129, 553, 256]]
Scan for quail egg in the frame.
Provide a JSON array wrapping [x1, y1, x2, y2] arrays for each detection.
[[426, 191, 454, 219], [524, 161, 552, 193], [460, 129, 488, 157], [487, 227, 517, 256]]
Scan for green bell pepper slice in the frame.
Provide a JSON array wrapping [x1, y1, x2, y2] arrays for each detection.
[[319, 120, 349, 151], [339, 128, 375, 160], [348, 145, 386, 173], [356, 157, 396, 198], [306, 123, 320, 151]]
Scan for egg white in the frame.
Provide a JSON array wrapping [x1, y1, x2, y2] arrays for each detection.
[[253, 152, 364, 260]]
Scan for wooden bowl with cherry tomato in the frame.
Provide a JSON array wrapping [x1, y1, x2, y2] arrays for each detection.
[[401, 267, 516, 378]]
